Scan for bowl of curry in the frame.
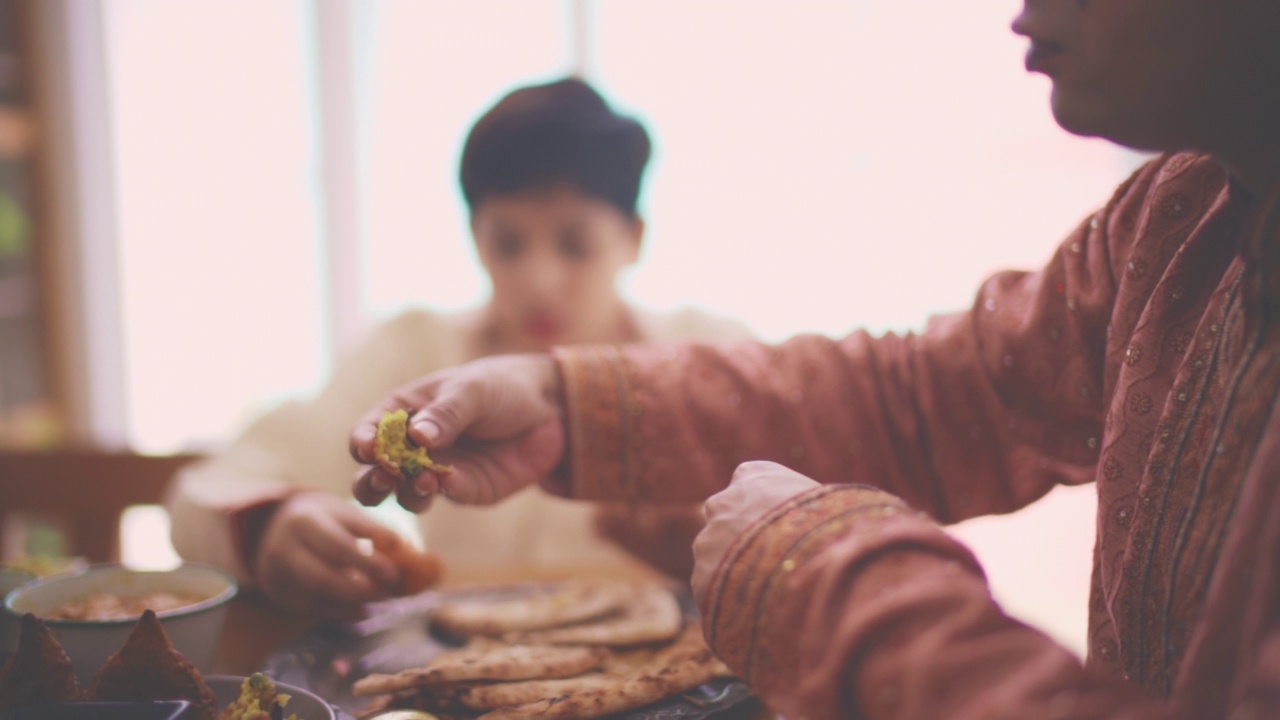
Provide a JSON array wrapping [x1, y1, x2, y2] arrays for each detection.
[[2, 563, 236, 685]]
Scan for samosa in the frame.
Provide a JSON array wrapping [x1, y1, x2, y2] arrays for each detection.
[[87, 609, 219, 720], [0, 613, 82, 711]]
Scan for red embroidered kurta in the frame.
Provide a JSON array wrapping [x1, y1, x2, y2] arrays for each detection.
[[547, 153, 1280, 718]]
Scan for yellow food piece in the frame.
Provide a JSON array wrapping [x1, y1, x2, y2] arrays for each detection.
[[374, 409, 452, 479], [218, 673, 298, 720]]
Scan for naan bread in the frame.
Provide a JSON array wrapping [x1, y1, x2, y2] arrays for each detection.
[[355, 582, 734, 719], [455, 673, 616, 711], [474, 646, 732, 720], [504, 583, 681, 647], [650, 625, 717, 664], [352, 644, 608, 696], [0, 613, 82, 711], [431, 580, 632, 636]]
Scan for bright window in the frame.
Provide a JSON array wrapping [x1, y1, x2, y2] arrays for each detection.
[[106, 0, 1139, 448], [362, 0, 567, 320], [105, 0, 323, 452], [596, 0, 1140, 339]]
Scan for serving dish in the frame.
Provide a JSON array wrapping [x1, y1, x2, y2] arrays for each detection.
[[3, 563, 236, 683], [0, 566, 36, 658], [0, 700, 191, 720], [206, 674, 340, 720]]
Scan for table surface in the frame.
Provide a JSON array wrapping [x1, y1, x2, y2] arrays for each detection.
[[213, 565, 775, 719]]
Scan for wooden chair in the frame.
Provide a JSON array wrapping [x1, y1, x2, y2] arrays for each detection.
[[0, 449, 202, 563]]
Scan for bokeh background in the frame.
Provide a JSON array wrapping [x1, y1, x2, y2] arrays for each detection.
[[5, 0, 1152, 657]]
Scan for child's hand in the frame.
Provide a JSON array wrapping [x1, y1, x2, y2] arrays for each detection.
[[253, 491, 403, 620]]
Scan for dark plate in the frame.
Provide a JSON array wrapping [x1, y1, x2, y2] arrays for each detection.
[[0, 701, 190, 720], [263, 584, 754, 719]]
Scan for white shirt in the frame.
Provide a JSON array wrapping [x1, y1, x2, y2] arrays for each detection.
[[167, 307, 752, 583]]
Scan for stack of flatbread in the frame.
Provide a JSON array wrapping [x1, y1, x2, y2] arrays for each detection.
[[352, 580, 733, 720]]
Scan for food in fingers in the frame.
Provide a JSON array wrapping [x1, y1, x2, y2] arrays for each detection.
[[375, 409, 453, 480], [373, 534, 445, 595]]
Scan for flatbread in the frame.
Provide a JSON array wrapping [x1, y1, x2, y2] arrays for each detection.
[[455, 673, 616, 711], [650, 625, 716, 664], [355, 582, 735, 719], [352, 644, 608, 696], [0, 613, 82, 711], [504, 583, 682, 647], [431, 580, 632, 636], [474, 648, 732, 720]]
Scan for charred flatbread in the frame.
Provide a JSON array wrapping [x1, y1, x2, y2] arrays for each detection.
[[352, 644, 608, 696], [0, 613, 82, 711], [454, 673, 616, 711], [431, 580, 632, 636], [504, 583, 681, 647], [473, 646, 732, 720], [87, 609, 219, 720]]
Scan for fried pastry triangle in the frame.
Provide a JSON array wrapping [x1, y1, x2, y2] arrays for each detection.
[[0, 613, 82, 711], [86, 609, 219, 720]]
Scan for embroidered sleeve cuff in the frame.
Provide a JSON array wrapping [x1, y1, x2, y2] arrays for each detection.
[[552, 345, 640, 501], [702, 484, 984, 694]]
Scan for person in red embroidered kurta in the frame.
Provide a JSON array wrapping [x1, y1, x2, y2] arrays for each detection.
[[347, 1, 1280, 717]]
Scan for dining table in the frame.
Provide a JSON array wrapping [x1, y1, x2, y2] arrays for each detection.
[[211, 563, 776, 720]]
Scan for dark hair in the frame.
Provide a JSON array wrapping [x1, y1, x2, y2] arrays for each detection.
[[459, 78, 651, 218]]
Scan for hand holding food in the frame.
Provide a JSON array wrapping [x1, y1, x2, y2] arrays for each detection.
[[254, 491, 404, 620], [349, 354, 566, 512]]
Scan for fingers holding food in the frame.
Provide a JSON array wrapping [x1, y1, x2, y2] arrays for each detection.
[[375, 409, 453, 481], [371, 533, 445, 596]]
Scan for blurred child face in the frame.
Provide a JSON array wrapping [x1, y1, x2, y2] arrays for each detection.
[[473, 185, 642, 350], [1013, 0, 1280, 154]]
